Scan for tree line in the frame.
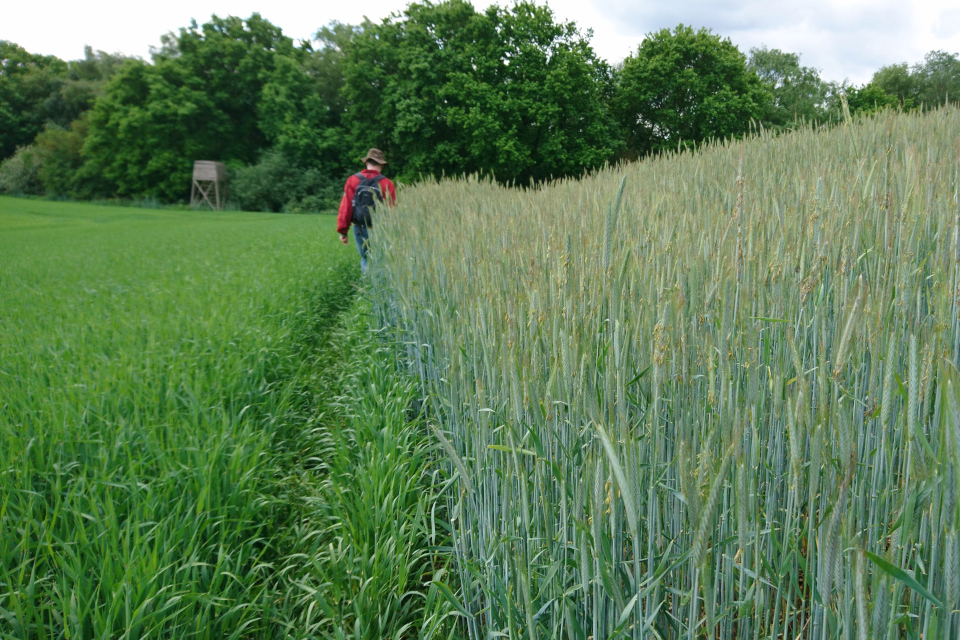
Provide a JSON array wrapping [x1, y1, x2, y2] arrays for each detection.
[[2, 0, 959, 211]]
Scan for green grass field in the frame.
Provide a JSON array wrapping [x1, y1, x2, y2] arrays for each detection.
[[0, 198, 360, 637], [0, 197, 461, 640]]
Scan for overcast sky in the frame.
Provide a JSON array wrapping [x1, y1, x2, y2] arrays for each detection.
[[5, 0, 960, 85]]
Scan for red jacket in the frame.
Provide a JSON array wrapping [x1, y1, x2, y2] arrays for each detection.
[[337, 169, 397, 235]]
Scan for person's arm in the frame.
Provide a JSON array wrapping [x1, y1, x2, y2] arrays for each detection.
[[337, 176, 358, 240]]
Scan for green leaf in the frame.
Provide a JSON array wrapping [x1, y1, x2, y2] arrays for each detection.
[[625, 364, 651, 388], [865, 551, 943, 609], [593, 419, 639, 539], [615, 593, 640, 630], [434, 580, 471, 619]]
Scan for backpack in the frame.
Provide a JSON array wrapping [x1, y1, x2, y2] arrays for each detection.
[[351, 173, 386, 227]]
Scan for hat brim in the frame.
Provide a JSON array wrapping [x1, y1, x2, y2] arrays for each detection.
[[362, 156, 388, 165]]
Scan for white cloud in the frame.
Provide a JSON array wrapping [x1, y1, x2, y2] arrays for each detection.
[[2, 0, 405, 61], [2, 0, 959, 85], [568, 0, 960, 84], [933, 7, 960, 38]]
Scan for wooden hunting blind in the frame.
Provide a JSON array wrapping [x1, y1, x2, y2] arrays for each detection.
[[191, 161, 227, 210]]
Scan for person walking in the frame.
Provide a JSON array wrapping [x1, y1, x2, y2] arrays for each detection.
[[337, 148, 396, 275]]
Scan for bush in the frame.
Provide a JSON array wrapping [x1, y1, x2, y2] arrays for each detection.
[[844, 83, 900, 116], [230, 149, 340, 213], [0, 145, 44, 195], [33, 117, 96, 198]]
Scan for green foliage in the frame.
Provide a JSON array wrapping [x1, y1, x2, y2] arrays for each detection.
[[307, 23, 357, 120], [153, 14, 296, 163], [865, 51, 960, 114], [748, 46, 832, 126], [343, 0, 620, 183], [913, 50, 960, 107], [33, 114, 113, 198], [615, 25, 769, 157], [82, 59, 229, 200], [0, 41, 68, 160], [844, 82, 900, 116], [0, 42, 130, 162], [82, 14, 303, 201], [872, 63, 918, 108], [230, 148, 340, 213], [70, 45, 132, 83], [0, 145, 44, 195], [33, 124, 84, 197], [256, 23, 356, 174], [45, 46, 134, 130], [258, 54, 344, 174], [11, 9, 956, 202], [0, 42, 132, 199]]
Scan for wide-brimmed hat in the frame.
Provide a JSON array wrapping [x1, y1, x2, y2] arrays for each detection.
[[361, 148, 388, 165]]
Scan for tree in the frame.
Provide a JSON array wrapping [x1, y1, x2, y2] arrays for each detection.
[[256, 25, 359, 175], [82, 60, 233, 200], [33, 114, 115, 198], [341, 1, 484, 179], [82, 14, 304, 201], [748, 46, 831, 126], [341, 0, 620, 183], [865, 51, 959, 113], [872, 63, 917, 108], [150, 14, 297, 164], [0, 41, 133, 197], [913, 50, 960, 107], [615, 26, 769, 158], [39, 46, 134, 130], [307, 23, 358, 124], [0, 41, 68, 159], [843, 83, 899, 116], [484, 3, 621, 181]]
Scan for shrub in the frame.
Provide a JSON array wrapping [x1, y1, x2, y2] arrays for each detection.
[[0, 145, 44, 195], [230, 149, 340, 213], [33, 117, 93, 198], [844, 82, 901, 115]]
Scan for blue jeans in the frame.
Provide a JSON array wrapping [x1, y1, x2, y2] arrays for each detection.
[[353, 224, 370, 275]]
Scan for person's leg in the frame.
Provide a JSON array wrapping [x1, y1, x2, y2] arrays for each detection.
[[353, 225, 369, 275]]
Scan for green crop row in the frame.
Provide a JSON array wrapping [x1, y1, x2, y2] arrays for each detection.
[[369, 106, 960, 639]]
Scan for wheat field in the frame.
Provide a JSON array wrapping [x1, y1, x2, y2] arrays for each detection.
[[368, 107, 960, 639]]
